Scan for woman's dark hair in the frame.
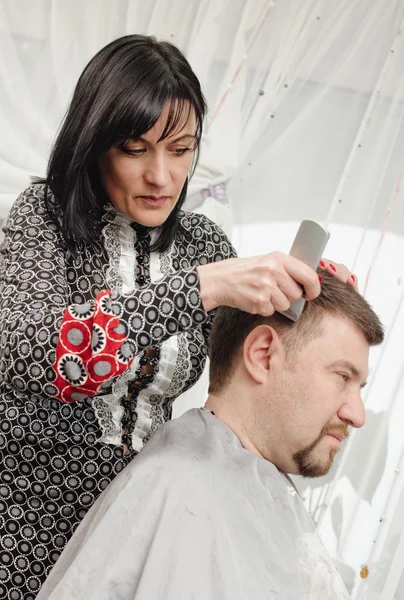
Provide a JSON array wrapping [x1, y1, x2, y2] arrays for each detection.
[[42, 34, 207, 252]]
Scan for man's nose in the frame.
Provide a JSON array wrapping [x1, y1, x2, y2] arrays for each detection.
[[337, 392, 366, 429]]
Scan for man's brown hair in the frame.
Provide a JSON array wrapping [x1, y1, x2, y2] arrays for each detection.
[[209, 270, 384, 394]]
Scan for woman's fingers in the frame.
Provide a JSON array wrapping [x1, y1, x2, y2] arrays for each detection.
[[277, 272, 305, 303], [198, 251, 328, 316], [270, 287, 295, 314], [346, 273, 359, 291], [279, 254, 321, 301], [319, 258, 359, 292]]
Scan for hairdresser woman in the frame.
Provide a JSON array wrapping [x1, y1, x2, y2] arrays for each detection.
[[0, 34, 355, 599]]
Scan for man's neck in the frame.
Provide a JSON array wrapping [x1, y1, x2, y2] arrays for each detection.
[[205, 393, 266, 459]]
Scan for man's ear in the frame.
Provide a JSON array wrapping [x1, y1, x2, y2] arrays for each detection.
[[242, 325, 283, 384]]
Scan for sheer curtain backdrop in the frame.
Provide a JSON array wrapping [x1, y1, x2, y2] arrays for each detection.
[[1, 0, 404, 597]]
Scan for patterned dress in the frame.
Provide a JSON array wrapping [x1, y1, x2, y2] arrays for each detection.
[[0, 183, 236, 600]]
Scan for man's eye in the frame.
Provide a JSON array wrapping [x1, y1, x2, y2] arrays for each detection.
[[339, 373, 350, 382]]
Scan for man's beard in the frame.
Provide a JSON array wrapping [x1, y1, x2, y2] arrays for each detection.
[[292, 423, 349, 478]]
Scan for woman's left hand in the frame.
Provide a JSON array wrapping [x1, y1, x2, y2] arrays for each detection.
[[319, 259, 359, 292]]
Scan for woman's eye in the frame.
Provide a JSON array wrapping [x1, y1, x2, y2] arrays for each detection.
[[172, 147, 191, 155], [124, 148, 146, 156]]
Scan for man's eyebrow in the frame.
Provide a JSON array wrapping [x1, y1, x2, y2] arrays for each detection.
[[327, 360, 368, 388]]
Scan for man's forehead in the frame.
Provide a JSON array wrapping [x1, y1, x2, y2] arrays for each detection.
[[317, 313, 368, 342], [305, 314, 369, 371]]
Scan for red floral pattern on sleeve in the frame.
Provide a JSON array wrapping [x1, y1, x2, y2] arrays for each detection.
[[53, 290, 133, 403]]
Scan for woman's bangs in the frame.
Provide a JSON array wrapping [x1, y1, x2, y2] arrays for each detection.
[[108, 90, 167, 149], [158, 96, 192, 142], [109, 87, 201, 150]]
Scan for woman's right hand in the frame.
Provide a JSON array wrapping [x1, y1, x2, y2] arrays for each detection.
[[197, 252, 321, 316]]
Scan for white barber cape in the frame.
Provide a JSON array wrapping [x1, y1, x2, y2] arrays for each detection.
[[37, 408, 349, 600]]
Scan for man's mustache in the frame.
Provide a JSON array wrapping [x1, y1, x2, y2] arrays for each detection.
[[320, 422, 349, 441]]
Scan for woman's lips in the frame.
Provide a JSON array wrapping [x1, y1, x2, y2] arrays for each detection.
[[139, 196, 169, 207]]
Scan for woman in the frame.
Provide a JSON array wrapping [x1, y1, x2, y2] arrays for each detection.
[[0, 34, 355, 599]]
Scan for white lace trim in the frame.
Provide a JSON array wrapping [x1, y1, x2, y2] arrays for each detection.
[[149, 246, 165, 281], [102, 209, 136, 294], [131, 335, 179, 453], [117, 219, 137, 295], [95, 209, 172, 447], [130, 237, 178, 452], [95, 209, 141, 443], [160, 244, 173, 274], [164, 331, 192, 399], [93, 354, 141, 445]]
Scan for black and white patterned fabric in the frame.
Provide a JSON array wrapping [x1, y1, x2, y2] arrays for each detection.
[[0, 183, 236, 599]]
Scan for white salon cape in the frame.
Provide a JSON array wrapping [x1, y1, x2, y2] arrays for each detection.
[[37, 408, 350, 600]]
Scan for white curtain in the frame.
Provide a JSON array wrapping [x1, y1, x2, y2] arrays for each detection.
[[2, 0, 404, 597]]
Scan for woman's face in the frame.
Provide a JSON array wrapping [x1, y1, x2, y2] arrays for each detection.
[[99, 102, 197, 227]]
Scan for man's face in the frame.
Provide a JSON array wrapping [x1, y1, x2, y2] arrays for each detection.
[[263, 315, 369, 477]]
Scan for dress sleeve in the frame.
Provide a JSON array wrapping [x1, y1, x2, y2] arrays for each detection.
[[188, 214, 237, 346], [53, 270, 207, 402], [0, 188, 210, 403]]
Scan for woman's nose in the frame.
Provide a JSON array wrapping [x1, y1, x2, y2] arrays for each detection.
[[143, 156, 171, 188]]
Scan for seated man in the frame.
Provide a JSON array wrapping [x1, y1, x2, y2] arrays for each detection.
[[37, 271, 384, 600]]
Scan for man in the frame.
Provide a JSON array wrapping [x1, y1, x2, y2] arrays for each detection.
[[37, 271, 384, 600]]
